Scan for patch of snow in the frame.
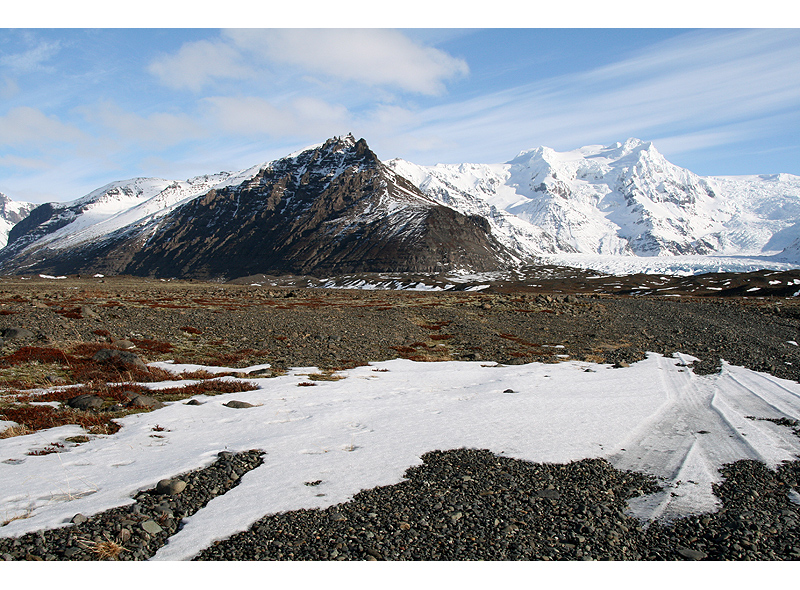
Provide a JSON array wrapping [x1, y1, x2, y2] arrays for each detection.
[[2, 354, 800, 562]]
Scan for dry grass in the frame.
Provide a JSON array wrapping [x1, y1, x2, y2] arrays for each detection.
[[1, 509, 33, 527], [0, 423, 32, 439], [77, 536, 128, 560], [306, 371, 346, 381]]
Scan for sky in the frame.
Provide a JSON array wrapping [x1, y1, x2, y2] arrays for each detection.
[[2, 3, 800, 204]]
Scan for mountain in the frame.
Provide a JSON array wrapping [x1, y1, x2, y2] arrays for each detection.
[[3, 135, 800, 279], [388, 139, 800, 261], [0, 135, 513, 279], [0, 192, 34, 249]]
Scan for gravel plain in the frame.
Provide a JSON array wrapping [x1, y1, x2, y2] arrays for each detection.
[[1, 273, 800, 560]]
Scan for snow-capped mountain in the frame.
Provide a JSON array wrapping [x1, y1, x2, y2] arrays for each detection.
[[2, 134, 800, 279], [389, 139, 800, 262], [0, 191, 34, 249], [0, 135, 512, 278]]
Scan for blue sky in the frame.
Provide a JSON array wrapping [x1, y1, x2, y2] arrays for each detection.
[[2, 7, 800, 203]]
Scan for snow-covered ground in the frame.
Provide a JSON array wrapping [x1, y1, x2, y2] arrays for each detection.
[[2, 353, 800, 560]]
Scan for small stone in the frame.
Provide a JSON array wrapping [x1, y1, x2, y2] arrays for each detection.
[[66, 394, 104, 411], [677, 547, 707, 560], [80, 305, 100, 319], [62, 547, 80, 558], [93, 348, 146, 369], [536, 489, 562, 499], [70, 513, 88, 525], [113, 339, 136, 349], [141, 520, 163, 535], [185, 399, 203, 405], [613, 360, 630, 368], [223, 400, 255, 409], [155, 478, 187, 495], [2, 327, 34, 340], [126, 394, 165, 409], [503, 389, 515, 393]]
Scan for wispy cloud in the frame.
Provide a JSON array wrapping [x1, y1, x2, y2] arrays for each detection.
[[147, 40, 254, 92], [0, 39, 60, 72], [203, 95, 351, 138], [0, 76, 19, 99], [384, 29, 800, 163], [81, 101, 205, 148], [0, 106, 85, 147]]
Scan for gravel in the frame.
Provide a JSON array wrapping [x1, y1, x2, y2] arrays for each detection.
[[2, 277, 800, 560], [192, 449, 800, 561], [0, 450, 264, 561]]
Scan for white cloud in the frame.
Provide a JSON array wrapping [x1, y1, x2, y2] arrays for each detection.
[[148, 40, 254, 92], [81, 101, 205, 148], [0, 154, 49, 169], [224, 29, 469, 95], [0, 77, 19, 99], [0, 40, 60, 72], [0, 106, 85, 147], [203, 95, 350, 138]]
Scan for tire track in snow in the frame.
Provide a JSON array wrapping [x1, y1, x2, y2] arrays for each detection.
[[608, 354, 798, 521]]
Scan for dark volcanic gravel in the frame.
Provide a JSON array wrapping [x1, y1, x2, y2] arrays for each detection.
[[2, 275, 800, 560], [0, 450, 263, 561], [192, 449, 800, 561]]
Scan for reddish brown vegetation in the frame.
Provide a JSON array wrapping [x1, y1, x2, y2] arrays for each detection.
[[0, 404, 121, 436], [130, 338, 173, 354], [180, 326, 203, 335]]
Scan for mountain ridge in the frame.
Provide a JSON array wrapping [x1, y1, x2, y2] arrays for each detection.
[[0, 135, 513, 279], [2, 134, 800, 278]]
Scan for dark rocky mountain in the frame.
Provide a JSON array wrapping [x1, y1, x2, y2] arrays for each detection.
[[0, 135, 515, 279]]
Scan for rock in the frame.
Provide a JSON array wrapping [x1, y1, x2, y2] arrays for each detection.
[[93, 348, 146, 369], [66, 394, 104, 411], [536, 489, 562, 499], [113, 339, 136, 350], [223, 401, 255, 409], [126, 394, 165, 409], [613, 360, 630, 368], [141, 520, 163, 535], [676, 547, 707, 560], [503, 389, 515, 393], [185, 399, 203, 405], [80, 305, 100, 319], [70, 513, 88, 525], [2, 327, 34, 340], [155, 478, 187, 495], [247, 368, 272, 376]]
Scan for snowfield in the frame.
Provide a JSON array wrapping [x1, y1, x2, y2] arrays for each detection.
[[2, 353, 800, 561]]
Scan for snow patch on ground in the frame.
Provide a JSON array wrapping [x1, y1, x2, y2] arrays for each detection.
[[2, 354, 800, 561]]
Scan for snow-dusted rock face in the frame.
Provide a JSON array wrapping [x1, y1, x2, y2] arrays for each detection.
[[393, 139, 800, 260], [0, 192, 34, 249], [0, 135, 512, 278]]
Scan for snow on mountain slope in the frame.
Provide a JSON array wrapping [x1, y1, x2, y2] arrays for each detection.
[[0, 192, 34, 249], [392, 139, 800, 271], [385, 159, 564, 257], [15, 174, 253, 253]]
